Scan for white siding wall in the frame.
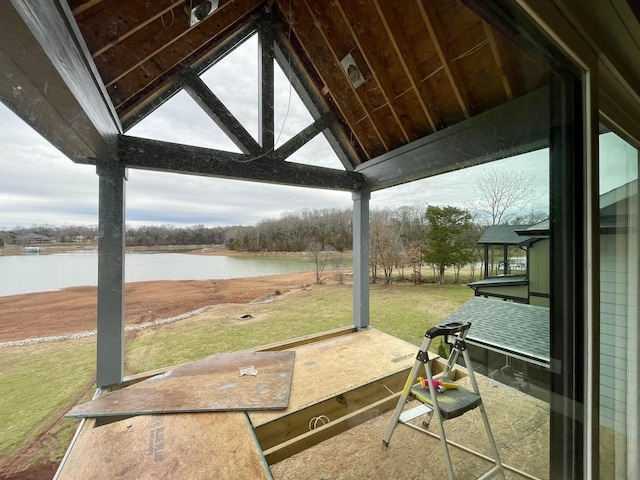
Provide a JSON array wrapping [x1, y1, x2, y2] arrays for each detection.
[[599, 233, 638, 435]]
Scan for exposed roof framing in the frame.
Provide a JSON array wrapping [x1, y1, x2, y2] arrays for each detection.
[[3, 0, 550, 190], [180, 67, 263, 156], [119, 135, 362, 191]]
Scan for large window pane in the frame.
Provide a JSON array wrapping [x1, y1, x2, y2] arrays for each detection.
[[599, 131, 639, 478]]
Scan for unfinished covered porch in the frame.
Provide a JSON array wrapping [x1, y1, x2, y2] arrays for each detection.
[[2, 0, 624, 477]]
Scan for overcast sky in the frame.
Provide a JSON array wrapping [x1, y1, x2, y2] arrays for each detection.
[[0, 34, 557, 230]]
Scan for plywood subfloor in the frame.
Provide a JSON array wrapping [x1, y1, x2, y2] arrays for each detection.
[[68, 351, 295, 417], [56, 412, 272, 480], [250, 327, 417, 428], [57, 328, 421, 479]]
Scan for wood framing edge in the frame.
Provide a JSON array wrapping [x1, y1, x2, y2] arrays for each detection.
[[54, 388, 107, 479], [261, 392, 401, 465], [251, 325, 358, 352], [117, 325, 358, 388]]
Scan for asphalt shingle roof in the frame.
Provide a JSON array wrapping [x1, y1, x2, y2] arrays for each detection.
[[442, 297, 549, 366], [477, 225, 530, 245]]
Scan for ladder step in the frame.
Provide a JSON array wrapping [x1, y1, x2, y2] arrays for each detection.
[[411, 385, 482, 420], [399, 403, 432, 424]]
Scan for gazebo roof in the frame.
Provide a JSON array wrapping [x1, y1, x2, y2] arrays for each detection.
[[477, 224, 531, 245]]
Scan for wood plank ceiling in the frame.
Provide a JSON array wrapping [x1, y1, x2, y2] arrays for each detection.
[[69, 0, 548, 169]]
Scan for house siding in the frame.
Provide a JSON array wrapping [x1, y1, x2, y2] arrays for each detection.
[[528, 238, 550, 307], [600, 229, 638, 435]]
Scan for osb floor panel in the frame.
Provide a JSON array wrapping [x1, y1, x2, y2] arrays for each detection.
[[270, 374, 550, 480], [68, 351, 295, 417], [250, 327, 417, 428], [56, 412, 272, 480], [58, 328, 546, 480]]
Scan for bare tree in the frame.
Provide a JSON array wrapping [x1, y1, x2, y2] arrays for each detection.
[[306, 241, 331, 284], [370, 209, 404, 284], [469, 168, 536, 225]]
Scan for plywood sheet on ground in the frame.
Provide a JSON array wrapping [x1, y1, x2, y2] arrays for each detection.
[[56, 412, 272, 480], [250, 327, 417, 428], [68, 351, 295, 417]]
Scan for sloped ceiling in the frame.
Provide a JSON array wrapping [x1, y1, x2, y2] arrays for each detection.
[[69, 0, 549, 170]]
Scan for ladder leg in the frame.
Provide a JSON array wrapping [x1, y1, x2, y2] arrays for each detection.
[[383, 336, 431, 446], [424, 354, 456, 480], [462, 348, 505, 479]]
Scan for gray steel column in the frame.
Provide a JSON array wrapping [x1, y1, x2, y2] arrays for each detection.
[[96, 157, 126, 388], [352, 191, 370, 329]]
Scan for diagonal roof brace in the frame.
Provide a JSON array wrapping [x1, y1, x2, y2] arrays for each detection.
[[271, 111, 336, 161], [179, 67, 263, 156]]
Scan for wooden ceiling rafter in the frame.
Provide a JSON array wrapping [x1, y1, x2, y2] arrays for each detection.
[[74, 0, 185, 59], [272, 31, 363, 169], [69, 0, 103, 16], [417, 0, 471, 118], [372, 0, 437, 133], [62, 0, 553, 173], [112, 3, 263, 114], [120, 21, 256, 131], [334, 1, 411, 145], [97, 4, 208, 88], [483, 22, 514, 101], [309, 0, 408, 151], [288, 0, 386, 158]]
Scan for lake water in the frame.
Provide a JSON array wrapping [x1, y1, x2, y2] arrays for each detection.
[[0, 251, 349, 297]]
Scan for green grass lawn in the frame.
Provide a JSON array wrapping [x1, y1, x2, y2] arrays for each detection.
[[0, 282, 472, 471]]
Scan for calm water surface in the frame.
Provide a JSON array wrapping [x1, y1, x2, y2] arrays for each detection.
[[0, 251, 343, 297]]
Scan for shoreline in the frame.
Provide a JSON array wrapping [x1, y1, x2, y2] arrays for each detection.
[[0, 270, 342, 344], [1, 244, 352, 258]]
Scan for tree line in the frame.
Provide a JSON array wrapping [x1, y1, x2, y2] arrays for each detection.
[[1, 168, 546, 284], [0, 204, 541, 285]]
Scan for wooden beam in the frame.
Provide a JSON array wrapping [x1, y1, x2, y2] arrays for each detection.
[[255, 368, 410, 455], [261, 393, 401, 465], [372, 0, 436, 132], [258, 17, 275, 151], [273, 37, 360, 169], [294, 0, 388, 155], [120, 22, 256, 131], [108, 1, 263, 110], [335, 1, 410, 143], [119, 135, 364, 191], [273, 111, 335, 160], [483, 22, 514, 101], [181, 68, 263, 155], [417, 0, 471, 118], [99, 0, 242, 87], [352, 191, 370, 329], [356, 87, 549, 191], [96, 156, 126, 388], [74, 0, 184, 58], [69, 0, 105, 15], [0, 22, 95, 162], [7, 0, 121, 158]]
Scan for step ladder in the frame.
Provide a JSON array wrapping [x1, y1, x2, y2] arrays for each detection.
[[383, 320, 505, 480]]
